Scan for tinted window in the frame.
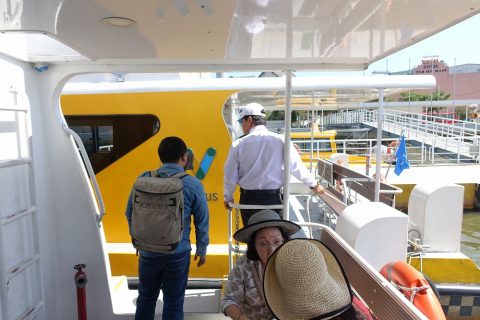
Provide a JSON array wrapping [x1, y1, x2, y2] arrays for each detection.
[[317, 139, 332, 152], [70, 125, 95, 154], [65, 115, 159, 173], [294, 139, 331, 152]]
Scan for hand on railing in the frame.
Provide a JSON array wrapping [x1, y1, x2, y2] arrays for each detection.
[[311, 183, 325, 196]]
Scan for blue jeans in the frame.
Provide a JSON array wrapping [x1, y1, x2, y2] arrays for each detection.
[[135, 251, 191, 320]]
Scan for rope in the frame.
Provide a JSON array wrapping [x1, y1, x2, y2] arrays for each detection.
[[389, 281, 430, 303], [234, 207, 240, 260]]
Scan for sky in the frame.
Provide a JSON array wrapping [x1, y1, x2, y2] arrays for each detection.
[[366, 13, 480, 74]]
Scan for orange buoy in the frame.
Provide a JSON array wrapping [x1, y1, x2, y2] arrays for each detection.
[[380, 261, 446, 320]]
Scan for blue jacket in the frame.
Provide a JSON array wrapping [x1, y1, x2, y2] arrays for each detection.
[[126, 163, 209, 257]]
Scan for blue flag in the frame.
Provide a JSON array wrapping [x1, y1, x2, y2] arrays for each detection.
[[394, 135, 410, 175]]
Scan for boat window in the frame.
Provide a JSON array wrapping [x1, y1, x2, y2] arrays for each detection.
[[317, 139, 332, 152], [293, 139, 332, 152], [65, 115, 159, 173], [98, 125, 113, 153], [69, 125, 95, 154]]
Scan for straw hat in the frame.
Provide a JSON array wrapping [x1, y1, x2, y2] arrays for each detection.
[[264, 239, 352, 320], [233, 210, 301, 243]]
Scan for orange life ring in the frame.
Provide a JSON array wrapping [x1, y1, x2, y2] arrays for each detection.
[[380, 261, 445, 320]]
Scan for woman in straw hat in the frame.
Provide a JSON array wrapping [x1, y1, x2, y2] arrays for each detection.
[[221, 209, 301, 320], [263, 239, 373, 320]]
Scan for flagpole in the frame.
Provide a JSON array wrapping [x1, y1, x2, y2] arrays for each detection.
[[375, 89, 385, 202]]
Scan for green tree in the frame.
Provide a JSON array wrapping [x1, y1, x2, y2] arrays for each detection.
[[368, 96, 396, 102], [266, 111, 299, 122], [399, 90, 450, 101], [398, 90, 451, 113]]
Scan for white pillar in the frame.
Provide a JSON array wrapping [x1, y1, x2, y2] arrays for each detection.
[[375, 89, 385, 202], [283, 71, 293, 220]]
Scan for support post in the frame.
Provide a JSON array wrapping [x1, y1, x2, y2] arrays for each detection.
[[283, 71, 293, 220], [375, 89, 385, 202]]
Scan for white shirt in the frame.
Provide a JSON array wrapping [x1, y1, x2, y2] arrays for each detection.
[[371, 145, 391, 162], [223, 125, 316, 202]]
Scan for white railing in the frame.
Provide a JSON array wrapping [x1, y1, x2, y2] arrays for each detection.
[[294, 137, 479, 165], [323, 110, 480, 164], [326, 109, 479, 140], [65, 128, 106, 225], [226, 203, 284, 271]]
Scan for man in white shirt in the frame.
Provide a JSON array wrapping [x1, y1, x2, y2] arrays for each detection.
[[371, 143, 395, 163], [223, 102, 324, 224]]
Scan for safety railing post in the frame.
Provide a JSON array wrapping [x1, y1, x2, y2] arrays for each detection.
[[431, 141, 435, 164], [226, 203, 284, 271], [227, 208, 233, 271], [457, 138, 461, 163]]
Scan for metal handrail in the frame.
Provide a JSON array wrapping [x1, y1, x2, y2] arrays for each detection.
[[226, 203, 284, 270], [65, 127, 106, 225], [295, 137, 479, 165], [300, 109, 480, 164], [340, 177, 402, 206], [326, 109, 479, 140]]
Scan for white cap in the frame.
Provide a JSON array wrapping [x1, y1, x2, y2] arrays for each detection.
[[237, 102, 266, 122]]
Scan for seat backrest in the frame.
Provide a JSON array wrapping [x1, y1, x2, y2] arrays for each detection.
[[319, 226, 428, 320]]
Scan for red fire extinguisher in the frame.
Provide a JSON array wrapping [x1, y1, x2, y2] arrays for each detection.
[[74, 264, 88, 320]]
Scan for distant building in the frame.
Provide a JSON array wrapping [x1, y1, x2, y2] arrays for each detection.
[[413, 56, 448, 74], [449, 64, 480, 74], [397, 56, 480, 100]]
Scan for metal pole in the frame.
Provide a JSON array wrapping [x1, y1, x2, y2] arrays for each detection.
[[321, 109, 324, 131], [74, 264, 88, 320], [309, 93, 315, 172], [375, 89, 385, 202], [408, 58, 411, 114], [453, 58, 457, 117], [283, 71, 293, 220], [227, 209, 233, 270], [430, 58, 434, 116]]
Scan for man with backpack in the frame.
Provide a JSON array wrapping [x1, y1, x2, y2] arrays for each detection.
[[125, 136, 209, 320]]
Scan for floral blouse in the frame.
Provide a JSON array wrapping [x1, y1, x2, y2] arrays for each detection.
[[221, 255, 274, 320]]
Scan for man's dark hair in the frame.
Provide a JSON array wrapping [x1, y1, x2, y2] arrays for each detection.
[[251, 115, 266, 126], [158, 136, 187, 163], [246, 227, 289, 261]]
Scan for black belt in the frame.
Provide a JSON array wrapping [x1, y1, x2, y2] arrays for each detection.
[[240, 188, 281, 195]]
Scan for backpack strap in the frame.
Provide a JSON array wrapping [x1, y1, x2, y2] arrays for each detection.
[[171, 171, 188, 179], [149, 170, 188, 179]]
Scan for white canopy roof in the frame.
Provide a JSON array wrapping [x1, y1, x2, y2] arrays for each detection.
[[1, 0, 479, 71]]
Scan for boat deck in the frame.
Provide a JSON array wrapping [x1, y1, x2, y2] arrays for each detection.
[[352, 163, 480, 185]]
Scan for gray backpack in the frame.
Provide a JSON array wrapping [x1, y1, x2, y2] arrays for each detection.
[[130, 170, 187, 254]]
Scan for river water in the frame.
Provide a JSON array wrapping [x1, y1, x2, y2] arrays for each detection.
[[461, 209, 480, 267]]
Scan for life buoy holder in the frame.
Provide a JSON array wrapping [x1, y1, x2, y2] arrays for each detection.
[[380, 261, 445, 320]]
